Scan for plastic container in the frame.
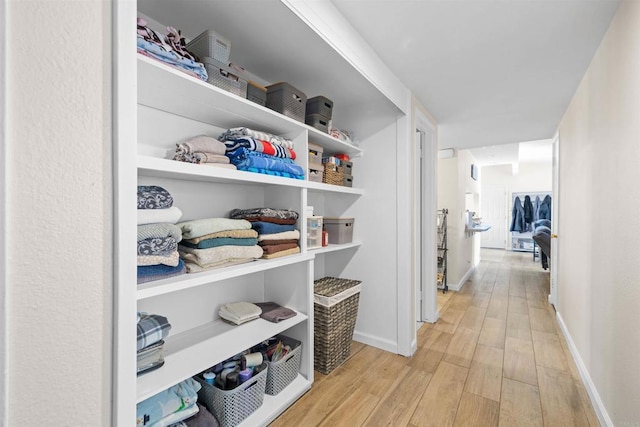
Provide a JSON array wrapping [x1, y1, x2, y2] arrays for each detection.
[[246, 81, 267, 106], [202, 57, 247, 99], [343, 175, 353, 187], [265, 335, 302, 395], [266, 82, 307, 123], [340, 160, 353, 176], [306, 96, 333, 119], [308, 163, 324, 183], [308, 142, 324, 164], [323, 218, 354, 244], [186, 29, 231, 64], [307, 216, 323, 249], [305, 113, 329, 133]]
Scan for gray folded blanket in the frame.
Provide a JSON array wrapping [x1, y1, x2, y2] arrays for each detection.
[[137, 185, 173, 209], [137, 223, 183, 242], [254, 301, 297, 323]]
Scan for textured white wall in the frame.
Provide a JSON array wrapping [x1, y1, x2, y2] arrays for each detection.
[[557, 0, 640, 424], [6, 1, 112, 425]]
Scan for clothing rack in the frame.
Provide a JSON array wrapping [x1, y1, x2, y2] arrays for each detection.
[[437, 209, 448, 293]]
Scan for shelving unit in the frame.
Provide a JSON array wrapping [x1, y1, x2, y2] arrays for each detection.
[[437, 209, 448, 293]]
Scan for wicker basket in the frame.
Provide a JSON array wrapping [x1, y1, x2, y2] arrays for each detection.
[[322, 163, 344, 186], [313, 277, 362, 374], [194, 367, 267, 427], [265, 335, 302, 395]]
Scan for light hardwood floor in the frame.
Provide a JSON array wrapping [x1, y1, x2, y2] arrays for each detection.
[[271, 249, 600, 427]]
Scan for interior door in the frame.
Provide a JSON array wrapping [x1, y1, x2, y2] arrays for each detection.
[[481, 184, 507, 249]]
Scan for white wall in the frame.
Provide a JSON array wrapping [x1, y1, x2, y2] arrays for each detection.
[[6, 1, 112, 425], [482, 161, 552, 194], [556, 0, 640, 424]]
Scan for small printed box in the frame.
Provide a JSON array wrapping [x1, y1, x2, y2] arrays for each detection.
[[308, 163, 324, 183], [308, 142, 324, 164], [323, 217, 354, 244]]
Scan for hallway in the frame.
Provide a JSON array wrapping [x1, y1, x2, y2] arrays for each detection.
[[271, 249, 599, 426]]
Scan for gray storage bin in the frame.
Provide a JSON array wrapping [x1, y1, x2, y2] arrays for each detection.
[[266, 82, 307, 123], [343, 175, 353, 187], [306, 96, 333, 119], [202, 57, 247, 99], [186, 29, 231, 64], [305, 113, 329, 133], [246, 81, 267, 106], [265, 335, 302, 395], [324, 217, 354, 244], [340, 160, 353, 176]]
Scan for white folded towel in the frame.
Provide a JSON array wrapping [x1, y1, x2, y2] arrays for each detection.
[[219, 302, 262, 325]]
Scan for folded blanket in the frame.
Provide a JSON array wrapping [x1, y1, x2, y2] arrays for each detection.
[[137, 36, 207, 81], [137, 236, 178, 256], [236, 166, 304, 180], [174, 135, 226, 155], [137, 251, 180, 267], [177, 218, 251, 239], [137, 223, 182, 242], [230, 207, 299, 221], [254, 302, 297, 323], [219, 127, 294, 149], [262, 246, 300, 259], [184, 228, 258, 244], [137, 313, 172, 351], [251, 221, 296, 235], [137, 259, 186, 284], [226, 148, 304, 177], [173, 151, 230, 164], [260, 242, 298, 255], [257, 230, 301, 241], [179, 244, 263, 267], [219, 302, 262, 325], [138, 185, 173, 210], [136, 377, 201, 427], [179, 237, 258, 250], [138, 206, 183, 225], [258, 238, 298, 246], [224, 137, 296, 160], [184, 403, 219, 427], [184, 258, 254, 273]]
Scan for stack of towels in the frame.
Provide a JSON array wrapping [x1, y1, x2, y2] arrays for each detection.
[[173, 135, 236, 170], [137, 17, 207, 81], [230, 208, 301, 259], [137, 186, 186, 284], [219, 127, 304, 179], [137, 312, 172, 376], [218, 302, 262, 325], [177, 218, 263, 273], [136, 377, 202, 427]]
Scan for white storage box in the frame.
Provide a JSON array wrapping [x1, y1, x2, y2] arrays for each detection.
[[323, 217, 354, 244]]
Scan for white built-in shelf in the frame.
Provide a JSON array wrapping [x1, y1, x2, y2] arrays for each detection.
[[305, 180, 364, 195], [307, 127, 363, 158], [308, 241, 362, 255], [136, 311, 308, 403], [137, 253, 315, 300]]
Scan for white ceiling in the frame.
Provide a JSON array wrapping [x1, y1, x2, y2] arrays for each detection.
[[468, 138, 553, 167], [331, 0, 620, 149]]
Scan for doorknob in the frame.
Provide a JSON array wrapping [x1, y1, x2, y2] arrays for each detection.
[[551, 234, 558, 238]]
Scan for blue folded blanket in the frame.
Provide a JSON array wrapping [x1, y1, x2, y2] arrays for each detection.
[[238, 167, 304, 180], [137, 259, 186, 284], [251, 221, 296, 235], [179, 237, 258, 250], [226, 147, 305, 177]]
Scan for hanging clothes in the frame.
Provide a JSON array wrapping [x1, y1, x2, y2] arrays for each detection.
[[538, 195, 552, 220], [523, 195, 534, 230], [533, 195, 542, 222], [510, 196, 526, 232]]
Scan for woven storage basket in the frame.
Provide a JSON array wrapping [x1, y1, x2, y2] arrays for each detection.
[[194, 367, 267, 427], [322, 163, 344, 186], [313, 277, 362, 374], [265, 335, 302, 395]]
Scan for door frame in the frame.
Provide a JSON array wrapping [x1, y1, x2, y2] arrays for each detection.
[[550, 132, 560, 306], [1, 0, 8, 422]]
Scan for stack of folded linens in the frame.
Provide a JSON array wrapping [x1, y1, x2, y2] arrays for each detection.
[[173, 135, 236, 170], [137, 312, 172, 375], [230, 207, 300, 259]]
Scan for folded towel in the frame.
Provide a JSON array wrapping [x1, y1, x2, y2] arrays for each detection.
[[229, 207, 299, 221], [175, 135, 226, 155], [184, 258, 254, 273], [138, 185, 173, 210], [219, 302, 262, 325], [179, 237, 258, 250], [257, 230, 301, 241], [219, 127, 294, 149], [136, 377, 201, 427], [137, 223, 182, 242], [179, 245, 263, 268], [177, 218, 251, 239], [137, 313, 172, 351], [184, 403, 219, 427], [137, 259, 186, 284], [138, 206, 183, 225], [226, 148, 303, 176], [254, 302, 297, 323], [261, 246, 300, 259], [224, 137, 296, 159], [184, 228, 258, 244], [251, 221, 296, 235], [137, 251, 180, 267], [137, 236, 178, 256], [173, 151, 230, 164], [260, 242, 298, 255], [258, 239, 298, 246]]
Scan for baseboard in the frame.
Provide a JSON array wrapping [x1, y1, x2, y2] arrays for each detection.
[[556, 312, 613, 426], [352, 330, 398, 354], [447, 266, 475, 292]]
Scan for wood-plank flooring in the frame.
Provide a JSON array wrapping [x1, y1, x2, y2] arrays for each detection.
[[270, 249, 599, 427]]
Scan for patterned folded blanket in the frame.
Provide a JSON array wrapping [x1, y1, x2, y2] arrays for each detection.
[[179, 237, 258, 250], [219, 127, 294, 149], [179, 244, 263, 268], [137, 259, 186, 284], [262, 246, 300, 259], [174, 135, 226, 156], [137, 223, 182, 242], [137, 236, 178, 256], [183, 228, 258, 244], [138, 185, 173, 210], [224, 137, 296, 160], [257, 230, 301, 241], [137, 313, 172, 351], [260, 242, 298, 255], [138, 206, 183, 225], [177, 218, 251, 240], [251, 221, 296, 235], [229, 207, 299, 221], [226, 148, 304, 177], [138, 251, 180, 267]]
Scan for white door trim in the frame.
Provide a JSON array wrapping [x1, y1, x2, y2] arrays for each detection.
[[1, 0, 8, 423], [550, 132, 560, 306]]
